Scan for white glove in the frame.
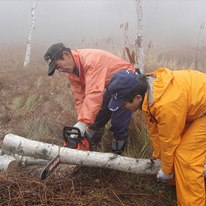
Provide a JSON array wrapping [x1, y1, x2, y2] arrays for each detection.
[[72, 121, 88, 137], [157, 168, 173, 180]]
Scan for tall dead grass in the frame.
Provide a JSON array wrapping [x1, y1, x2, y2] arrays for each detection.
[[144, 44, 206, 73]]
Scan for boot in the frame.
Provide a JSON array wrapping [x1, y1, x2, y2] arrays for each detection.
[[112, 132, 128, 155]]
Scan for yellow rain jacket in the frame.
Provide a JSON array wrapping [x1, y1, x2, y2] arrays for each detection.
[[142, 68, 206, 175], [67, 49, 135, 125]]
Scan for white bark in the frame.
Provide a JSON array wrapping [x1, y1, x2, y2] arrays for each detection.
[[0, 155, 18, 172], [3, 134, 60, 160], [3, 134, 206, 176], [3, 134, 161, 175], [60, 148, 161, 175], [0, 150, 48, 171], [15, 155, 49, 166], [23, 0, 38, 67], [136, 0, 144, 74]]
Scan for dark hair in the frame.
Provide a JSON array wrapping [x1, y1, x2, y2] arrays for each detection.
[[56, 48, 72, 60], [123, 74, 147, 103]]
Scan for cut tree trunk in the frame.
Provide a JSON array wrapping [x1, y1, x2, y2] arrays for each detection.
[[15, 155, 49, 166], [0, 152, 49, 172], [3, 134, 161, 175], [3, 134, 206, 176], [1, 148, 49, 166], [0, 155, 18, 172]]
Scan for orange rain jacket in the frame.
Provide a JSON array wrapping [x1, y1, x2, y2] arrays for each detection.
[[142, 68, 206, 175], [66, 49, 135, 126]]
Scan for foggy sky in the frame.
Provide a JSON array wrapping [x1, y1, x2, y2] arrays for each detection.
[[0, 0, 206, 50]]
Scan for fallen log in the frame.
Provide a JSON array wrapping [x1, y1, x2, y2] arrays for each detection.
[[1, 147, 49, 166], [0, 152, 49, 172], [3, 134, 206, 176], [15, 155, 49, 166], [0, 155, 18, 172], [3, 134, 161, 175], [3, 134, 60, 160]]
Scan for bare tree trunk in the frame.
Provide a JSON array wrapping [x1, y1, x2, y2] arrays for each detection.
[[0, 150, 48, 171], [0, 155, 18, 172], [3, 133, 160, 175], [3, 134, 60, 160], [23, 0, 38, 67], [195, 22, 205, 70], [136, 0, 144, 74], [15, 155, 49, 166], [3, 134, 206, 176]]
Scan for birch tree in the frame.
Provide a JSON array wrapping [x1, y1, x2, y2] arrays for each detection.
[[136, 0, 144, 74], [23, 0, 38, 67]]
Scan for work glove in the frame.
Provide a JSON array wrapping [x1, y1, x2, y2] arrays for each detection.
[[157, 168, 173, 183], [72, 121, 88, 137]]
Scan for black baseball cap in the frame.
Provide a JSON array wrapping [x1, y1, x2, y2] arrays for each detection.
[[44, 43, 66, 76]]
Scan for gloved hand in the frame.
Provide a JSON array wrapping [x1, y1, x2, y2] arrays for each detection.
[[157, 168, 173, 183], [72, 121, 88, 137]]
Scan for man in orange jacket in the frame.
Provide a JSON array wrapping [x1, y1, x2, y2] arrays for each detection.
[[44, 43, 136, 154], [108, 68, 206, 206]]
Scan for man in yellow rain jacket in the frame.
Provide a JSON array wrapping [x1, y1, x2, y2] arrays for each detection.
[[108, 68, 206, 205], [44, 43, 136, 154]]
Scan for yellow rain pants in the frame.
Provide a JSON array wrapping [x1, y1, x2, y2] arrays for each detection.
[[174, 115, 206, 206]]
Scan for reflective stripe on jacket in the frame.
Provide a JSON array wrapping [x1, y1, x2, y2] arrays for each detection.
[[142, 68, 206, 175], [67, 49, 135, 125]]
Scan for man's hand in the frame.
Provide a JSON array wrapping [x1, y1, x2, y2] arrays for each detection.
[[73, 121, 88, 137], [157, 168, 173, 183]]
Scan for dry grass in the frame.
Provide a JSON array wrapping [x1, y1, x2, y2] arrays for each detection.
[[0, 166, 176, 206], [1, 43, 205, 205], [143, 41, 206, 73]]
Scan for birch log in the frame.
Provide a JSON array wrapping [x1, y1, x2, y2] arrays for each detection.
[[23, 0, 38, 67], [15, 155, 49, 166], [0, 155, 18, 172], [3, 134, 60, 160], [136, 0, 144, 74], [3, 134, 206, 176], [0, 152, 48, 171], [3, 134, 161, 175]]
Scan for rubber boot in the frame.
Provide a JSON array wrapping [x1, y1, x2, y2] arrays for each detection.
[[112, 132, 128, 155]]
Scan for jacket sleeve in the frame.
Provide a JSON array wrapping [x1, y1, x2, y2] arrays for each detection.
[[144, 111, 161, 159], [153, 100, 187, 175], [77, 65, 107, 125], [70, 79, 85, 115]]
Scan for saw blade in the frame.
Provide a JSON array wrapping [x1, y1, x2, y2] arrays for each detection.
[[40, 154, 60, 180]]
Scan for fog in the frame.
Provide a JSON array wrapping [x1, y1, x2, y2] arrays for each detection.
[[0, 0, 206, 50]]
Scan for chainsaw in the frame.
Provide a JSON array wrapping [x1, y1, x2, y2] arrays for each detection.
[[40, 126, 92, 180]]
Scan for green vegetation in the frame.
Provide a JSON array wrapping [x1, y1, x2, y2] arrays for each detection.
[[11, 97, 25, 111], [36, 77, 44, 89], [0, 76, 4, 89], [25, 93, 43, 110]]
